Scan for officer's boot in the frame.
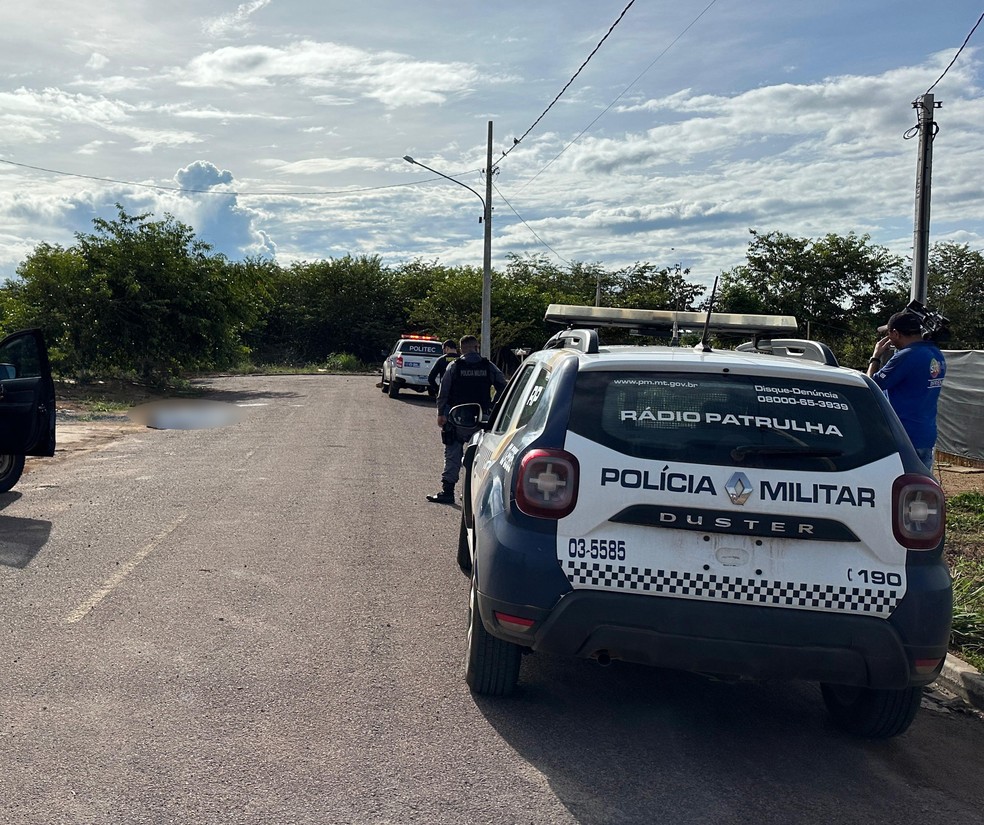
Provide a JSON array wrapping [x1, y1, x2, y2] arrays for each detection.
[[427, 481, 456, 504]]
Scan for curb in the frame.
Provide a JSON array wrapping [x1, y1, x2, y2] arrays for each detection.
[[933, 653, 984, 711]]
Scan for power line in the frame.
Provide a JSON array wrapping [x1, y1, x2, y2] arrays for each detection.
[[492, 181, 571, 266], [510, 0, 720, 193], [926, 11, 984, 94], [0, 157, 434, 198], [499, 0, 637, 163]]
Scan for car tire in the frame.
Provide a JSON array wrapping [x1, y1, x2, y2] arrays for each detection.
[[820, 682, 923, 739], [457, 516, 472, 577], [0, 453, 26, 494], [380, 377, 388, 393], [388, 379, 400, 398], [465, 574, 521, 696]]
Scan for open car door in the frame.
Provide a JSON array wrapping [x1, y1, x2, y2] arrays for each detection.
[[0, 329, 56, 492]]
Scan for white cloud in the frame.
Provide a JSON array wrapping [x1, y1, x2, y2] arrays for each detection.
[[85, 53, 110, 71], [203, 0, 272, 39], [175, 41, 482, 108]]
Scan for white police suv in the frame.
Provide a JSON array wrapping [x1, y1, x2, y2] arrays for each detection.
[[0, 328, 56, 493], [381, 335, 444, 399], [453, 304, 951, 739]]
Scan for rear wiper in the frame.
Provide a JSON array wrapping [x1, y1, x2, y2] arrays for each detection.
[[731, 445, 844, 462]]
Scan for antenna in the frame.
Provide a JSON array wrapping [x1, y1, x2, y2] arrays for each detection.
[[695, 276, 719, 353]]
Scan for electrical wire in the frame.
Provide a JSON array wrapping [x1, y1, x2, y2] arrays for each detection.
[[498, 0, 637, 163], [0, 157, 438, 198], [491, 182, 571, 265], [508, 0, 720, 193], [926, 11, 984, 94]]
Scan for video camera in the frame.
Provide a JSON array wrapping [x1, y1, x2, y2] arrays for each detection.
[[902, 299, 951, 343]]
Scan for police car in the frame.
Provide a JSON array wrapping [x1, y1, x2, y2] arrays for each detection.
[[381, 335, 444, 399], [452, 304, 951, 739], [0, 329, 56, 493]]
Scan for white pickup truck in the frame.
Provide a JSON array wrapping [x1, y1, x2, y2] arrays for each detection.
[[380, 336, 444, 399]]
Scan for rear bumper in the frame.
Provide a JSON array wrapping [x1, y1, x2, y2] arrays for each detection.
[[392, 375, 430, 390], [477, 587, 949, 689]]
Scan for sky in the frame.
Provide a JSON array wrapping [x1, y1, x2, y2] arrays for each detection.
[[1, 1, 982, 292]]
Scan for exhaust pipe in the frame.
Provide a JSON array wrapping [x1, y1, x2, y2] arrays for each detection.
[[595, 651, 612, 667]]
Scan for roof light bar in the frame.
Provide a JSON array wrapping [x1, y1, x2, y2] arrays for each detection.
[[544, 304, 799, 336]]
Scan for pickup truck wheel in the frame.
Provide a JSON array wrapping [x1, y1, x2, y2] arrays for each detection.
[[387, 379, 400, 398], [465, 574, 521, 696], [820, 683, 923, 739], [380, 378, 388, 393], [456, 515, 472, 577], [0, 454, 26, 494]]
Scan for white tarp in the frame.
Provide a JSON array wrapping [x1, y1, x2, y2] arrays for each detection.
[[937, 350, 984, 462]]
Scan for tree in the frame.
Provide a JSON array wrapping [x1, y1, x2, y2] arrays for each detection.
[[255, 255, 400, 364], [926, 242, 984, 348], [715, 230, 907, 364], [4, 206, 261, 381], [608, 262, 703, 312]]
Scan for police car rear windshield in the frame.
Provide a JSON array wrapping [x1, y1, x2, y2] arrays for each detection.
[[398, 341, 444, 356], [568, 371, 897, 472]]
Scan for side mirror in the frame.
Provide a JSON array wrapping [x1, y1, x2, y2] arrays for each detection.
[[0, 363, 15, 380], [449, 402, 489, 433]]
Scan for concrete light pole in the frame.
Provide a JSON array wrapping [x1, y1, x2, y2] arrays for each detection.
[[910, 94, 940, 306], [403, 121, 494, 357]]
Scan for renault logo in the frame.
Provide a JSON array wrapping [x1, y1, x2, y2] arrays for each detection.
[[725, 472, 753, 505]]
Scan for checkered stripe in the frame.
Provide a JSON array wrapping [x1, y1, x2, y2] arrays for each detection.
[[565, 561, 899, 615]]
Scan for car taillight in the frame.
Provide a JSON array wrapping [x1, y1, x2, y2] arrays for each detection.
[[515, 449, 579, 519], [395, 355, 404, 367], [892, 474, 946, 550]]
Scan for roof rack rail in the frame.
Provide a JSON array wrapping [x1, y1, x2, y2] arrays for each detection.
[[735, 338, 839, 367], [542, 328, 600, 354], [544, 304, 798, 337]]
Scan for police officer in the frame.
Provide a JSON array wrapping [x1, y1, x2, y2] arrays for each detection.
[[427, 339, 458, 395], [427, 335, 507, 503]]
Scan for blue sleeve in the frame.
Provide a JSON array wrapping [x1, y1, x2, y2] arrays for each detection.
[[872, 349, 911, 391]]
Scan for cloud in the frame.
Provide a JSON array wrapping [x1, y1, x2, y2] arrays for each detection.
[[0, 87, 132, 128], [165, 161, 277, 259], [174, 160, 234, 191], [270, 157, 390, 176], [85, 53, 110, 71], [174, 40, 481, 108], [203, 0, 272, 39]]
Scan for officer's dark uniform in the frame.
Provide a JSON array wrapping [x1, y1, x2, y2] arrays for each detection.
[[427, 341, 458, 394], [427, 350, 506, 503]]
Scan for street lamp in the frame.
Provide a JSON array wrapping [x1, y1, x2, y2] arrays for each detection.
[[403, 121, 494, 358]]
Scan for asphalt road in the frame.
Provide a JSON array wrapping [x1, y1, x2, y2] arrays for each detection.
[[2, 374, 983, 824]]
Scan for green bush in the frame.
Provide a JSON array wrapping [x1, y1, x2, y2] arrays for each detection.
[[323, 352, 367, 372]]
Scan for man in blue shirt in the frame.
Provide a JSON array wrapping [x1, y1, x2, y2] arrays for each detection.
[[867, 311, 946, 471]]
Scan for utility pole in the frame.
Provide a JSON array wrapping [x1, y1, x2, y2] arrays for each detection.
[[911, 93, 940, 305], [481, 120, 493, 359], [403, 120, 494, 358]]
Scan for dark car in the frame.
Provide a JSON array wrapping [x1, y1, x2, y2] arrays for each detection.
[[0, 329, 56, 493], [453, 305, 951, 739]]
